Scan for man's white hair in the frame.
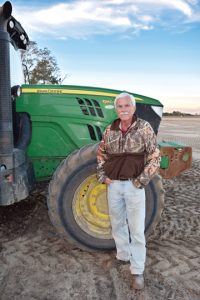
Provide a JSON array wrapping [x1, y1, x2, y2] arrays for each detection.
[[114, 92, 136, 108]]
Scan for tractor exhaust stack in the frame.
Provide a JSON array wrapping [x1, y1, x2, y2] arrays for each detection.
[[0, 1, 35, 205], [0, 1, 13, 172]]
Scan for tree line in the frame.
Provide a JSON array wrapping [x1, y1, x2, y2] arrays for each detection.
[[163, 111, 194, 116]]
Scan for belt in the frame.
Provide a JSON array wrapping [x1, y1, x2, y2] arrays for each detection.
[[118, 178, 132, 181]]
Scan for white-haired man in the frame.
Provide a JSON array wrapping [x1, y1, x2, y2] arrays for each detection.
[[97, 92, 160, 290]]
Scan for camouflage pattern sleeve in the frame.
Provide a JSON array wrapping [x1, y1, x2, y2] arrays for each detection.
[[96, 127, 109, 183], [133, 122, 160, 188]]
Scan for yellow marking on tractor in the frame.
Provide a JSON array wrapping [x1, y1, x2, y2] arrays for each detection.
[[21, 88, 143, 101]]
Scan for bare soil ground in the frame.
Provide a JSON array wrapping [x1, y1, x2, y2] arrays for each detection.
[[0, 117, 200, 300]]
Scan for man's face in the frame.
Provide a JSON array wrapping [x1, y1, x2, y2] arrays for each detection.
[[115, 96, 136, 122]]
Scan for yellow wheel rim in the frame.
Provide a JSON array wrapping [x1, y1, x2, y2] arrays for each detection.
[[72, 174, 112, 239]]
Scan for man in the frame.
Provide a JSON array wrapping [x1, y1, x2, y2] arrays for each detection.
[[96, 92, 160, 290]]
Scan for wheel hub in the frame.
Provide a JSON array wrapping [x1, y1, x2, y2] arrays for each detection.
[[73, 174, 112, 239]]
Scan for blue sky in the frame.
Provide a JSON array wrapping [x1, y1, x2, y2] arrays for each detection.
[[11, 0, 200, 113]]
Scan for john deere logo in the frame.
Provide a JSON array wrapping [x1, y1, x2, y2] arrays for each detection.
[[36, 89, 63, 94], [102, 100, 113, 104]]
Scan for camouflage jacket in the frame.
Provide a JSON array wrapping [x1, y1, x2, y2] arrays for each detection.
[[96, 116, 160, 188]]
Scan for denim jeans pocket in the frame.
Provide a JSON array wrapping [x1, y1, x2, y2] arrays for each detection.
[[131, 180, 143, 190]]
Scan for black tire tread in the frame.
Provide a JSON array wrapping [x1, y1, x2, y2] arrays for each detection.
[[48, 144, 99, 250], [145, 173, 165, 237]]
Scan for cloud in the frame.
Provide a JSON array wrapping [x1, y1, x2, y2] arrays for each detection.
[[137, 0, 193, 16], [13, 0, 200, 40]]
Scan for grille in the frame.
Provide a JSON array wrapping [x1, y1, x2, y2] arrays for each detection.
[[87, 125, 102, 141], [77, 97, 104, 118]]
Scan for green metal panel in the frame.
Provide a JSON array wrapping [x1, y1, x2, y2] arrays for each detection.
[[159, 141, 185, 148], [32, 157, 63, 180], [160, 155, 169, 169]]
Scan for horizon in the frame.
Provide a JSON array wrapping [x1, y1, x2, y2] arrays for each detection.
[[11, 0, 200, 114], [163, 109, 200, 114]]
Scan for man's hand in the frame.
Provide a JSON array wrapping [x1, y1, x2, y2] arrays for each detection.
[[104, 177, 113, 185]]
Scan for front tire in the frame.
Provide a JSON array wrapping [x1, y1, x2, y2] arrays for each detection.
[[48, 144, 164, 251]]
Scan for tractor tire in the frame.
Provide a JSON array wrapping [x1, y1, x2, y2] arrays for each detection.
[[48, 144, 164, 251]]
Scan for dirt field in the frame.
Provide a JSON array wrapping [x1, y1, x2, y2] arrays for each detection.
[[0, 117, 200, 300]]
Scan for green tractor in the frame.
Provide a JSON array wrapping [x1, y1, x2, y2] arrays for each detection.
[[0, 1, 192, 251]]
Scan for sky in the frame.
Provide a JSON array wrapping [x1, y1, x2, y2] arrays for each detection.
[[10, 0, 200, 113]]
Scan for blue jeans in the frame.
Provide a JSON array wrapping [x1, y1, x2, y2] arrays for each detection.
[[107, 180, 146, 275]]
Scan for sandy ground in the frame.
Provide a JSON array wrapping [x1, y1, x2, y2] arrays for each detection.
[[0, 117, 200, 300]]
